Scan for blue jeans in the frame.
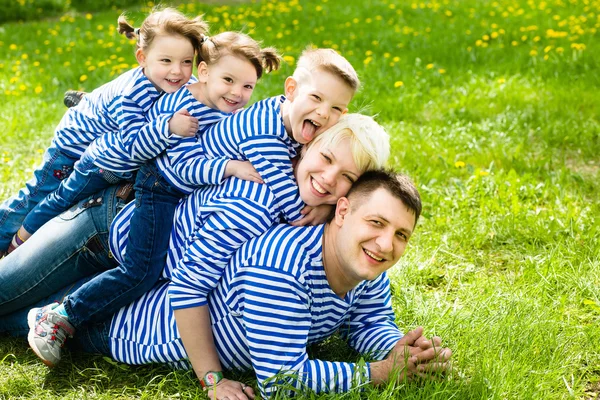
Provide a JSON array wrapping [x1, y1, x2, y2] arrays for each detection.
[[0, 275, 112, 357], [0, 143, 78, 251], [0, 184, 126, 317], [21, 155, 132, 236], [63, 160, 184, 328]]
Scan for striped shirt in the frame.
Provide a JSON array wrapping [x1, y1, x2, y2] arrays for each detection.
[[75, 68, 197, 172], [154, 95, 304, 217], [109, 224, 403, 398], [53, 67, 162, 160]]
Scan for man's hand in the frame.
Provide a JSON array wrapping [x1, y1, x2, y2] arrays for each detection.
[[206, 378, 255, 400], [169, 109, 198, 138], [370, 327, 452, 385], [224, 160, 264, 184]]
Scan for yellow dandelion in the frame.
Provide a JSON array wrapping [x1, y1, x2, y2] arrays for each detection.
[[483, 34, 490, 41], [530, 49, 538, 56], [384, 53, 390, 58], [19, 84, 27, 91], [498, 78, 506, 84], [282, 55, 295, 65], [21, 54, 28, 60], [63, 61, 71, 67], [88, 65, 97, 71], [393, 56, 400, 62], [544, 46, 552, 53], [33, 61, 40, 67], [394, 81, 404, 88], [9, 44, 17, 50], [97, 24, 104, 31], [80, 74, 88, 82], [479, 170, 489, 176], [426, 63, 434, 69], [438, 68, 446, 74], [511, 41, 518, 46], [35, 86, 43, 94], [363, 57, 372, 65], [455, 161, 465, 168], [445, 10, 452, 17], [86, 13, 93, 20]]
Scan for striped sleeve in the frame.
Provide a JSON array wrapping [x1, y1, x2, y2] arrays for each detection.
[[236, 267, 370, 398], [167, 196, 275, 309], [339, 274, 403, 361], [238, 136, 304, 223]]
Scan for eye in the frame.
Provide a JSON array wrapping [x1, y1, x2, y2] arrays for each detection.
[[183, 60, 193, 64], [160, 58, 171, 63], [311, 94, 321, 101], [370, 220, 383, 227], [332, 106, 343, 112], [321, 153, 332, 163], [343, 174, 355, 184], [224, 77, 233, 83], [396, 232, 408, 241], [244, 84, 254, 90]]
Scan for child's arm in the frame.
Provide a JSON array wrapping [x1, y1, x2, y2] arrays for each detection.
[[291, 204, 335, 226]]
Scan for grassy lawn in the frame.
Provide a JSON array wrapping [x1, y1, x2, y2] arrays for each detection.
[[1, 0, 599, 398]]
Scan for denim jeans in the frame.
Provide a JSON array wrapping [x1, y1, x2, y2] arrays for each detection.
[[0, 184, 126, 316], [0, 274, 113, 358], [0, 143, 78, 251], [21, 155, 132, 236], [64, 160, 184, 328]]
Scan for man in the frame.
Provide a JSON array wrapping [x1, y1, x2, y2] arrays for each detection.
[[106, 169, 451, 398]]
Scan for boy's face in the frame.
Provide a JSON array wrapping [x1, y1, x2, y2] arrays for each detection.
[[283, 69, 354, 144]]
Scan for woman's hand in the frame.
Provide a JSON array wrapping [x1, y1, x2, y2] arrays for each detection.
[[224, 160, 264, 184], [206, 378, 255, 400], [291, 204, 334, 226]]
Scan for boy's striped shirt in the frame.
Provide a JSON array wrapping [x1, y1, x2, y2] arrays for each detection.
[[109, 224, 403, 398]]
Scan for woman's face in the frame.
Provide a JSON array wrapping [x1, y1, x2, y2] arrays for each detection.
[[295, 137, 362, 207]]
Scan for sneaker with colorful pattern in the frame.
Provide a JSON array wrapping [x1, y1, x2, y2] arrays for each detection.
[[27, 302, 75, 367]]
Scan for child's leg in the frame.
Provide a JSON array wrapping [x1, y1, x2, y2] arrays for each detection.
[[19, 158, 130, 240], [61, 161, 183, 328], [0, 144, 77, 251]]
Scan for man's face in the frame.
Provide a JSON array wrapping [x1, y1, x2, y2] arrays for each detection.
[[333, 188, 416, 284], [283, 69, 354, 144]]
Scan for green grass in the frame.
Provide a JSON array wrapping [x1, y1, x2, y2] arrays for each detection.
[[1, 0, 599, 398]]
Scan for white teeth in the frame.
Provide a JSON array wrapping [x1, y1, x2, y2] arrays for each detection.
[[364, 249, 383, 261], [311, 178, 327, 194], [223, 98, 237, 105], [308, 119, 321, 127]]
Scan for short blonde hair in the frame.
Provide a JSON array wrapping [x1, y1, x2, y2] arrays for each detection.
[[308, 114, 389, 173], [292, 48, 359, 92]]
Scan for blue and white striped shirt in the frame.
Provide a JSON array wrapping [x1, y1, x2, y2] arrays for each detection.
[[53, 67, 162, 161], [108, 224, 403, 398], [75, 68, 198, 172]]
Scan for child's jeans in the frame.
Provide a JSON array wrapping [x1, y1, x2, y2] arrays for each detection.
[[21, 155, 132, 236], [62, 160, 184, 329], [0, 143, 78, 251]]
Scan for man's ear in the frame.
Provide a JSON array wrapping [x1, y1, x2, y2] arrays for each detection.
[[284, 76, 298, 100], [334, 197, 351, 227], [135, 49, 146, 66], [197, 61, 209, 83]]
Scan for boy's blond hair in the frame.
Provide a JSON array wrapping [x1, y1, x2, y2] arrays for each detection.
[[308, 114, 389, 173], [292, 48, 360, 92]]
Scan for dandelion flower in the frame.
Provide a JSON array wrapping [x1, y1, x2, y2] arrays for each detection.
[[35, 86, 43, 94], [80, 74, 88, 82], [455, 161, 465, 168], [394, 81, 404, 88], [426, 63, 434, 69]]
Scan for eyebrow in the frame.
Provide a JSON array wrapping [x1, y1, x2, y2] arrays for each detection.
[[369, 214, 413, 237]]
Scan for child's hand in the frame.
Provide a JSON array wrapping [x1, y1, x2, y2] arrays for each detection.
[[169, 109, 198, 138], [291, 204, 334, 226], [224, 160, 264, 184]]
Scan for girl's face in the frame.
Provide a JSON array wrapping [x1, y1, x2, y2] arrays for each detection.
[[197, 54, 258, 113], [136, 34, 195, 93], [295, 136, 362, 207]]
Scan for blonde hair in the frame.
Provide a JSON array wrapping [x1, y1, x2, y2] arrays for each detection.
[[197, 32, 281, 79], [292, 48, 360, 92], [118, 7, 208, 55], [308, 114, 390, 173]]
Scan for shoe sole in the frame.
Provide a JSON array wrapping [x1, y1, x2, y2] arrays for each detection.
[[26, 308, 57, 368]]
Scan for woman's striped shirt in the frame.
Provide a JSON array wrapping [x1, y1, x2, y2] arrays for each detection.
[[108, 224, 403, 398], [53, 67, 162, 161]]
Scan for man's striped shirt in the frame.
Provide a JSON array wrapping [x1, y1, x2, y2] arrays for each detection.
[[108, 224, 403, 398]]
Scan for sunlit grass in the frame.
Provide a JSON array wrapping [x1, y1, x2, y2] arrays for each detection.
[[0, 0, 599, 399]]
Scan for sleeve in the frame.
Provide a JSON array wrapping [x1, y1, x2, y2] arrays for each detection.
[[238, 136, 305, 223], [164, 136, 230, 186], [115, 94, 174, 162], [339, 274, 403, 361], [167, 197, 275, 309], [236, 267, 370, 398]]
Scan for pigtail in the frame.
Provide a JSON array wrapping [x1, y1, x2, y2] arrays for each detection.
[[117, 15, 138, 40], [260, 47, 282, 73], [196, 34, 213, 66]]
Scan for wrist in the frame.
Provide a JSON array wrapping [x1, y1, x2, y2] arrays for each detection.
[[223, 160, 236, 178], [199, 370, 224, 390]]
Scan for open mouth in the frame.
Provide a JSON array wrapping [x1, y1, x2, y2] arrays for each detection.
[[166, 79, 181, 85], [310, 177, 329, 196], [301, 119, 321, 142], [363, 248, 384, 262], [223, 97, 239, 106]]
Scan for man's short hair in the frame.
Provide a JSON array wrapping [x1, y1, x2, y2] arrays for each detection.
[[292, 47, 360, 92], [345, 169, 422, 226]]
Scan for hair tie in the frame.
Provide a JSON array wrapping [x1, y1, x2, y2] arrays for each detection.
[[200, 34, 210, 44], [134, 28, 140, 36]]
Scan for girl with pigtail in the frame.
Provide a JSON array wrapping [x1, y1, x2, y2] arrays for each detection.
[[3, 7, 207, 256]]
